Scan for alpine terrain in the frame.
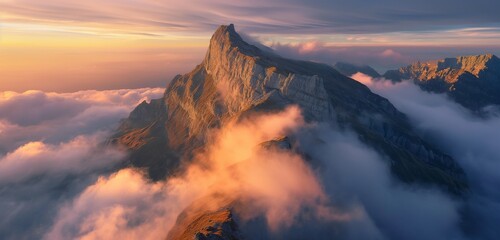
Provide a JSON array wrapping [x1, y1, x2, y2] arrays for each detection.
[[384, 54, 500, 112], [112, 24, 469, 239]]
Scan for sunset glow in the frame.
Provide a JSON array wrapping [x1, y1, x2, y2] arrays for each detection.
[[0, 23, 207, 91], [2, 1, 500, 239], [2, 0, 500, 91]]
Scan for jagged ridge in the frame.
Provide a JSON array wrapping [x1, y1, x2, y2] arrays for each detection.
[[385, 54, 499, 83], [384, 54, 500, 111]]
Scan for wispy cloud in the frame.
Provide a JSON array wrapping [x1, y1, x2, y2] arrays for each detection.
[[2, 0, 500, 35], [2, 1, 500, 92]]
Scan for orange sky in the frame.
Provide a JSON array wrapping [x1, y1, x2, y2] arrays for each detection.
[[1, 0, 500, 92], [0, 25, 208, 92]]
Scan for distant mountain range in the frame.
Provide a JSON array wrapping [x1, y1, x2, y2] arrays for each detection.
[[111, 25, 482, 239], [335, 54, 500, 112], [385, 54, 500, 111]]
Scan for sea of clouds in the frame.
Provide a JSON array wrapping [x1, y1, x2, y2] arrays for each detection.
[[350, 73, 500, 240], [0, 88, 164, 239], [1, 77, 499, 240]]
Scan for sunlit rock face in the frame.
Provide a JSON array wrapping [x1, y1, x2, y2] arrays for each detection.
[[384, 54, 500, 111], [168, 208, 241, 240], [113, 24, 467, 193]]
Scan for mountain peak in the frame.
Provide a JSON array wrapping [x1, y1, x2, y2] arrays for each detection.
[[212, 24, 237, 41], [207, 24, 257, 53], [204, 24, 263, 70], [115, 23, 467, 198]]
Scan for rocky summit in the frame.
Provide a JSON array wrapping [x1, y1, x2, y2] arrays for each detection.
[[112, 24, 469, 239], [384, 54, 500, 111]]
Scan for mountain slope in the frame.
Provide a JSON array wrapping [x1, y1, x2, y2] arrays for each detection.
[[112, 24, 467, 195], [384, 54, 500, 111], [333, 62, 381, 78]]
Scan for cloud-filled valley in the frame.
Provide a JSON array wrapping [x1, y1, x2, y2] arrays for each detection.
[[3, 84, 496, 239], [350, 73, 500, 239], [2, 99, 460, 239]]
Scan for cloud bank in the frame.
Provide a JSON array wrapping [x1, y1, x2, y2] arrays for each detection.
[[2, 79, 498, 240], [0, 88, 164, 154], [294, 126, 462, 240], [351, 73, 500, 239], [0, 134, 124, 184], [45, 106, 358, 239], [41, 104, 467, 240], [0, 88, 163, 239]]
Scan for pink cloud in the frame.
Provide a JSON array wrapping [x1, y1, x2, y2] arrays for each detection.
[[380, 49, 403, 59], [0, 133, 125, 184], [46, 106, 358, 239]]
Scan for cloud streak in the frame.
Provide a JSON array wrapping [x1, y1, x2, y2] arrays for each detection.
[[2, 1, 500, 92], [268, 42, 500, 72], [2, 0, 500, 34]]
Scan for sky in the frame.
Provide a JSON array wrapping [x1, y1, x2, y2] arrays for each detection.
[[1, 0, 500, 91]]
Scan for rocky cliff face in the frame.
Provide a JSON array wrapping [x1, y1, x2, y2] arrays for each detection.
[[113, 24, 467, 194], [384, 54, 500, 111]]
